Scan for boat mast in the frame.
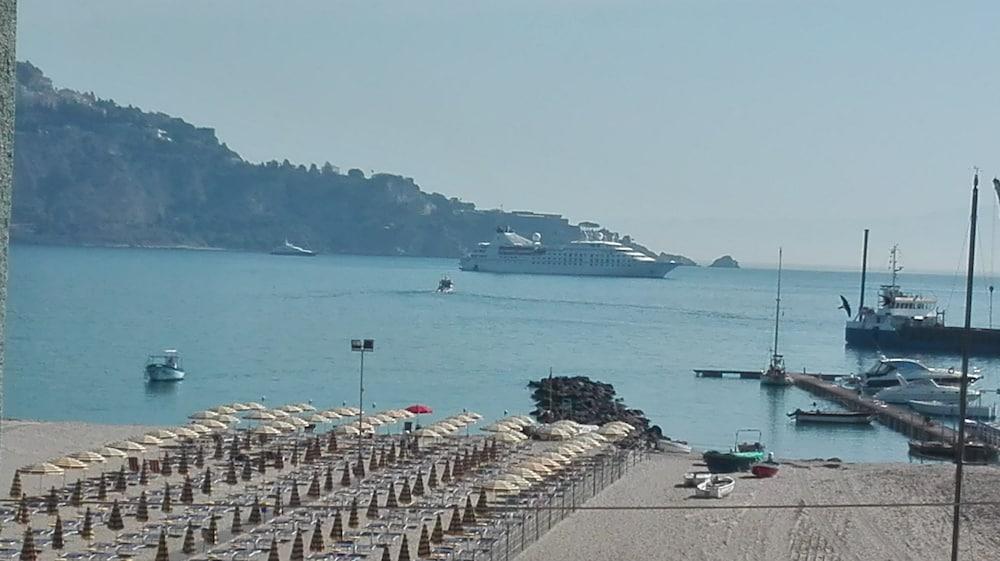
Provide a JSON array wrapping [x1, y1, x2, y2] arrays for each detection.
[[950, 172, 978, 561], [858, 229, 869, 320], [889, 244, 902, 286], [773, 248, 782, 358]]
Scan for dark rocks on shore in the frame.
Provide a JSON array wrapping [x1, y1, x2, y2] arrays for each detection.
[[527, 375, 656, 446]]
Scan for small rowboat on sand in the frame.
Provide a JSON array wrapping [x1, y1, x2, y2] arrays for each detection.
[[683, 471, 713, 488], [751, 461, 780, 478], [695, 475, 735, 498]]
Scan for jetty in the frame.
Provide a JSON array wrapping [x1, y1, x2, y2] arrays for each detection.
[[694, 369, 841, 382]]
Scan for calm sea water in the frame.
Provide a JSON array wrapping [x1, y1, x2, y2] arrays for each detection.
[[7, 244, 1000, 462]]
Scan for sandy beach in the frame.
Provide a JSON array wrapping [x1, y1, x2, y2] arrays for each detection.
[[516, 452, 1000, 561]]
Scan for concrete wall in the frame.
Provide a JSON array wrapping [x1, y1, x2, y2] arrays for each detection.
[[0, 0, 16, 429]]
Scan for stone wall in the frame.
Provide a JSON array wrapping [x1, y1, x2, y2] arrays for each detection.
[[0, 0, 16, 433]]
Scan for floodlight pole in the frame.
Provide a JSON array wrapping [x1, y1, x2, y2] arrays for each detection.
[[351, 339, 374, 477]]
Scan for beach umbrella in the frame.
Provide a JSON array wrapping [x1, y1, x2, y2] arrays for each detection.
[[243, 410, 277, 421], [492, 431, 523, 444], [187, 423, 213, 435], [441, 459, 451, 483], [431, 513, 445, 543], [368, 452, 378, 473], [257, 453, 267, 475], [380, 546, 391, 561], [195, 445, 205, 468], [97, 473, 108, 501], [497, 473, 532, 489], [14, 494, 28, 524], [68, 451, 107, 463], [242, 459, 253, 481], [44, 487, 58, 515], [161, 483, 172, 513], [405, 404, 432, 415], [330, 509, 344, 541], [248, 496, 262, 525], [269, 421, 297, 432], [323, 466, 334, 492], [162, 452, 173, 477], [230, 402, 250, 411], [180, 476, 194, 504], [302, 414, 330, 424], [52, 513, 65, 550], [199, 419, 228, 430], [266, 537, 279, 561], [19, 526, 36, 561], [412, 471, 425, 497], [461, 495, 477, 526], [384, 481, 398, 509], [213, 405, 237, 415], [69, 479, 83, 508], [136, 490, 149, 522], [171, 427, 199, 439], [268, 409, 292, 419], [205, 515, 219, 545], [154, 530, 169, 561], [387, 442, 397, 464], [333, 406, 357, 416], [308, 471, 321, 498], [22, 462, 65, 477], [417, 524, 431, 558], [327, 433, 338, 453], [287, 417, 310, 428], [309, 517, 325, 552], [361, 416, 384, 427], [244, 401, 267, 411], [188, 410, 219, 420], [288, 480, 301, 507], [278, 404, 303, 413], [139, 459, 149, 485], [398, 534, 411, 561], [452, 455, 464, 479], [52, 457, 87, 471], [8, 471, 21, 498], [178, 450, 189, 474], [201, 467, 213, 495], [107, 499, 124, 530], [366, 489, 379, 519], [273, 488, 283, 516], [334, 425, 360, 436], [80, 508, 94, 540], [114, 466, 127, 492], [427, 463, 439, 489], [414, 428, 443, 439], [506, 467, 544, 482], [290, 443, 300, 466], [135, 435, 164, 446], [217, 414, 240, 424], [231, 505, 243, 535], [539, 452, 572, 464], [475, 487, 489, 516], [347, 496, 359, 528], [321, 410, 344, 420], [398, 478, 412, 504], [252, 425, 282, 436], [182, 522, 196, 554], [274, 449, 285, 470], [446, 503, 463, 534], [225, 459, 238, 485], [296, 402, 318, 411], [213, 438, 225, 460]]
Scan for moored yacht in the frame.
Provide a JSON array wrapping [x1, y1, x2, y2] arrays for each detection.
[[858, 357, 981, 390], [145, 350, 185, 382], [761, 248, 792, 387], [874, 376, 981, 405], [459, 226, 679, 278]]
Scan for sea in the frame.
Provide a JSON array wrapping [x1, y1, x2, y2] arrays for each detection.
[[6, 244, 1000, 463]]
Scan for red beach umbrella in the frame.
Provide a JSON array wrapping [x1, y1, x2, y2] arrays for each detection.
[[405, 404, 433, 415]]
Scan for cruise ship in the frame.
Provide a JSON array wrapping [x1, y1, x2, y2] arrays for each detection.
[[459, 227, 680, 278]]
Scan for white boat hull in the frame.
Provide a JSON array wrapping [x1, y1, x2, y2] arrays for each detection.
[[146, 365, 185, 382], [695, 476, 735, 498], [908, 400, 996, 419], [658, 440, 692, 454]]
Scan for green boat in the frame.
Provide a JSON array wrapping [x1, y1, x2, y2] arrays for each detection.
[[703, 429, 766, 473]]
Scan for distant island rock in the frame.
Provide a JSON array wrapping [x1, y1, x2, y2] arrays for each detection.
[[658, 253, 698, 266], [709, 255, 740, 268], [10, 60, 701, 264]]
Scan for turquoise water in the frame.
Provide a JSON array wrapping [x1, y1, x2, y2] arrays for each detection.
[[7, 244, 1000, 462]]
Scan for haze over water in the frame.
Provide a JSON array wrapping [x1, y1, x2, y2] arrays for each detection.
[[7, 244, 1000, 462]]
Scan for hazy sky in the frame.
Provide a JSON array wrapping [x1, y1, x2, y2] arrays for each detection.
[[15, 1, 1000, 270]]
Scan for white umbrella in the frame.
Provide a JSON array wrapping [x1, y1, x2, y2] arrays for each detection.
[[320, 410, 344, 420], [171, 427, 199, 438], [302, 414, 331, 424], [277, 404, 303, 413], [53, 457, 88, 470], [97, 447, 128, 458], [268, 409, 292, 418], [21, 462, 65, 475], [268, 421, 297, 432], [243, 402, 267, 410], [108, 441, 146, 452], [496, 473, 532, 488], [68, 451, 107, 463], [213, 405, 238, 415], [286, 417, 310, 428], [374, 414, 397, 424], [539, 452, 572, 464], [243, 410, 277, 421], [479, 479, 519, 493], [198, 419, 228, 430], [132, 435, 164, 446], [295, 403, 317, 411], [505, 467, 544, 482], [188, 410, 219, 420], [516, 461, 554, 475], [217, 414, 240, 424], [229, 402, 250, 411], [334, 406, 359, 416], [187, 423, 213, 434], [492, 431, 523, 444], [146, 429, 177, 440], [333, 425, 361, 436], [414, 428, 444, 438], [251, 425, 282, 436], [361, 416, 385, 426]]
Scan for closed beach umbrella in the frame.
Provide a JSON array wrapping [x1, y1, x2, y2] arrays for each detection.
[[161, 483, 172, 512], [242, 459, 253, 481], [19, 526, 36, 561], [398, 535, 411, 561], [201, 467, 213, 495], [9, 471, 21, 497], [413, 471, 425, 496], [446, 503, 462, 534], [80, 508, 94, 540], [324, 466, 334, 492], [288, 481, 301, 507], [154, 530, 169, 561], [417, 524, 431, 558], [308, 471, 321, 497], [475, 487, 489, 516], [107, 499, 124, 530], [366, 489, 379, 519], [266, 537, 279, 561], [45, 487, 58, 515], [428, 463, 439, 488], [70, 480, 83, 507], [398, 478, 412, 504], [180, 476, 194, 503], [188, 410, 219, 420], [205, 515, 219, 545], [52, 514, 64, 550], [461, 495, 477, 526], [330, 509, 343, 541], [225, 460, 238, 485], [309, 517, 324, 552], [69, 451, 107, 463], [182, 522, 196, 554], [347, 496, 359, 528], [248, 496, 262, 525], [136, 490, 149, 521], [431, 513, 444, 543], [340, 463, 351, 487], [231, 505, 243, 535], [97, 474, 108, 501]]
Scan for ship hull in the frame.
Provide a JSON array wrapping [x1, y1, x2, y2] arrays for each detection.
[[458, 259, 679, 278], [846, 325, 1000, 355]]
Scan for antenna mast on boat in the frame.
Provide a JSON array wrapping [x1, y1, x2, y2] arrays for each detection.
[[950, 171, 979, 561], [858, 229, 869, 320], [773, 248, 782, 358], [889, 244, 902, 287]]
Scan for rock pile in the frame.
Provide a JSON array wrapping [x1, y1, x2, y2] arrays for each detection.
[[527, 375, 656, 445]]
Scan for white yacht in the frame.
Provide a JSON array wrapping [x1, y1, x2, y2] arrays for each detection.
[[271, 240, 316, 257], [858, 357, 981, 390], [874, 376, 980, 405], [459, 227, 679, 278], [145, 350, 185, 382]]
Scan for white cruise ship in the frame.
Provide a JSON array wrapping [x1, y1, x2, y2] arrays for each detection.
[[459, 227, 680, 278]]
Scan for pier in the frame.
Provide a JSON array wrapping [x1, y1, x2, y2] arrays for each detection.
[[693, 368, 842, 382]]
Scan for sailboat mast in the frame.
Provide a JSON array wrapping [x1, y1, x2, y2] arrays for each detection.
[[950, 172, 979, 561], [858, 229, 869, 320], [773, 248, 782, 357]]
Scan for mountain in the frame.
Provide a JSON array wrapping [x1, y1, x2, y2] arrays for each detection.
[[709, 255, 740, 268], [11, 61, 694, 259]]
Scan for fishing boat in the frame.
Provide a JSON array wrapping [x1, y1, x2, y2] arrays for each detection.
[[695, 475, 736, 498], [907, 400, 996, 420], [657, 439, 692, 454], [145, 350, 185, 382], [787, 407, 874, 425], [751, 460, 780, 478], [761, 248, 793, 387], [683, 471, 713, 488], [907, 440, 998, 463], [437, 276, 454, 293], [702, 429, 766, 473]]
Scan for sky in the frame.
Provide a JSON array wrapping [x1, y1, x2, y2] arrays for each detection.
[[14, 0, 1000, 270]]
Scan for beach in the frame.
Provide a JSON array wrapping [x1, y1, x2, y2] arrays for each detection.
[[516, 452, 1000, 561]]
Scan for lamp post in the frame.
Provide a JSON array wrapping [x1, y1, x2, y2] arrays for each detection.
[[350, 339, 374, 477]]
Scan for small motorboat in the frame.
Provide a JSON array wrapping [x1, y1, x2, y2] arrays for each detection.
[[858, 356, 981, 390], [875, 375, 981, 405], [695, 475, 735, 498], [437, 276, 454, 293], [656, 438, 692, 454], [907, 440, 998, 463], [683, 471, 713, 488], [702, 429, 766, 473], [788, 405, 874, 425], [751, 461, 780, 478], [907, 400, 996, 420], [145, 350, 185, 382]]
